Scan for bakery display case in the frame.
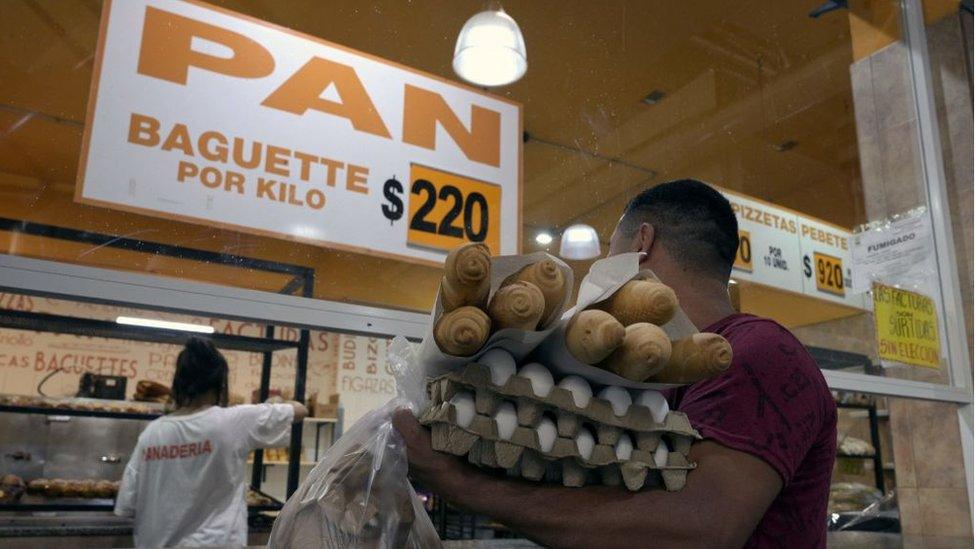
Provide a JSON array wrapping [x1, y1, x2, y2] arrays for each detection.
[[0, 304, 306, 535]]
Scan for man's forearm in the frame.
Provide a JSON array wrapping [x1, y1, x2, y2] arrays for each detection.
[[444, 466, 708, 549]]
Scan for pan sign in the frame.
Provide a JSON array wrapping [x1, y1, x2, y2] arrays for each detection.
[[77, 0, 522, 265]]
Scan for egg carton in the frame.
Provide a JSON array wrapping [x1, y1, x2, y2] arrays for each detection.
[[420, 399, 695, 492], [425, 363, 699, 454]]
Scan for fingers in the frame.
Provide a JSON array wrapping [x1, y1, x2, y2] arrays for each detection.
[[392, 407, 421, 437]]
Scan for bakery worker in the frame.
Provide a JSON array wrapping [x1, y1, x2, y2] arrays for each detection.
[[394, 179, 837, 548], [115, 337, 307, 548]]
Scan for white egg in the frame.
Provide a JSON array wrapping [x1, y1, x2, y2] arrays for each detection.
[[557, 375, 593, 408], [493, 401, 518, 440], [575, 427, 595, 460], [597, 386, 633, 416], [478, 349, 517, 386], [635, 390, 669, 423], [449, 392, 476, 428], [535, 416, 557, 452], [654, 442, 669, 467], [615, 433, 634, 461], [517, 363, 554, 398]]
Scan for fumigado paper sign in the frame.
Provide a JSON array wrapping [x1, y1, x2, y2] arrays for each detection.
[[77, 0, 522, 265], [851, 210, 934, 294]]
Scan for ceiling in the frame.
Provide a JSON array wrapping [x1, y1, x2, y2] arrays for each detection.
[[0, 0, 889, 322]]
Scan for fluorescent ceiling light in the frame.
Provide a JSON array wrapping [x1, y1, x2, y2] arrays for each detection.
[[453, 7, 527, 87], [535, 231, 553, 245], [116, 316, 215, 334], [559, 224, 601, 260]]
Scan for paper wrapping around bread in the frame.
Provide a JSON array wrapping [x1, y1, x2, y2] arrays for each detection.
[[535, 253, 701, 390], [419, 251, 574, 377]]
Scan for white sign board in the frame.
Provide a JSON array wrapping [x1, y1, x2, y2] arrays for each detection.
[[77, 0, 522, 265], [722, 189, 867, 309]]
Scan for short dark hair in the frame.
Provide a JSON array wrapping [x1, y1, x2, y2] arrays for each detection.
[[620, 179, 739, 279], [171, 337, 228, 408]]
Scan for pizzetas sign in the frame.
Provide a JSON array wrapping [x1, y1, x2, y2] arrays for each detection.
[[722, 189, 868, 310], [77, 0, 522, 264]]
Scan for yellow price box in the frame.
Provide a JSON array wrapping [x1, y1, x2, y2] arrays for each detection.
[[407, 164, 501, 254], [733, 229, 753, 272], [813, 251, 845, 296]]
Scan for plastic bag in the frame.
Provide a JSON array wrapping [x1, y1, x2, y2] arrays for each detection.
[[268, 337, 441, 549]]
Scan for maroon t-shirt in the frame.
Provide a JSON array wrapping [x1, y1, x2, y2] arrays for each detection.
[[662, 313, 836, 548]]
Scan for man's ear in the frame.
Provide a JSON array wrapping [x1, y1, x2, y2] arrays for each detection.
[[636, 222, 655, 255]]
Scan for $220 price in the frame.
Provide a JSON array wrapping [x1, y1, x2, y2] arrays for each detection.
[[380, 164, 501, 253]]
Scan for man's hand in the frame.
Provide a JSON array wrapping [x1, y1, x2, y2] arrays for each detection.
[[392, 408, 472, 497]]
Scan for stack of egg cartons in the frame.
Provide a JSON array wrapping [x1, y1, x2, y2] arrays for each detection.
[[419, 349, 700, 491]]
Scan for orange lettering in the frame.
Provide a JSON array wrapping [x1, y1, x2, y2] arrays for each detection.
[[199, 131, 228, 162], [346, 164, 369, 194], [137, 7, 274, 85], [128, 113, 161, 146], [320, 157, 343, 187], [177, 161, 199, 182], [161, 123, 194, 155], [265, 145, 291, 176], [402, 84, 500, 167], [233, 138, 262, 169], [257, 177, 276, 199], [293, 151, 318, 181], [225, 171, 245, 194], [261, 57, 391, 138]]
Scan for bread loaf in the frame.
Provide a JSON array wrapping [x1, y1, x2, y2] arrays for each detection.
[[434, 306, 491, 357], [599, 323, 672, 382], [590, 280, 677, 326], [135, 380, 171, 399], [502, 259, 567, 327], [647, 333, 732, 384], [440, 243, 491, 312], [487, 281, 545, 331], [565, 309, 625, 364]]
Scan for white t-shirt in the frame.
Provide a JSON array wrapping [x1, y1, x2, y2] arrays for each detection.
[[115, 404, 294, 548]]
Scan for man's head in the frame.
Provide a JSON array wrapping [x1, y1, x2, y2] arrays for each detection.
[[608, 179, 739, 282]]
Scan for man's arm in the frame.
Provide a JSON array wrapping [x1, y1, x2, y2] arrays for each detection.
[[394, 409, 782, 549]]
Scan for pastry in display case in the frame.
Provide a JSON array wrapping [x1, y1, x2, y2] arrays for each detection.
[[17, 477, 119, 500], [0, 474, 25, 503]]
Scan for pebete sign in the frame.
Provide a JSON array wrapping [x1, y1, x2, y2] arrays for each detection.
[[76, 0, 522, 265], [721, 188, 867, 310]]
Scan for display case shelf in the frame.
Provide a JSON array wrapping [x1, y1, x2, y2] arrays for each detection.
[[0, 404, 161, 421], [0, 490, 284, 513], [836, 453, 878, 460]]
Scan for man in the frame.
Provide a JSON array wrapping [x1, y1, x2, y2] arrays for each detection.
[[394, 179, 837, 548]]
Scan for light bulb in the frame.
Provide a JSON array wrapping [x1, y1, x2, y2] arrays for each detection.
[[559, 224, 601, 260], [453, 7, 527, 87]]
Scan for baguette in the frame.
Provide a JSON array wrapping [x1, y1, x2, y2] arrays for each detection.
[[598, 323, 672, 381], [565, 309, 625, 364], [487, 281, 545, 331], [590, 280, 677, 326], [440, 243, 491, 312], [502, 259, 567, 327], [434, 306, 491, 356], [647, 333, 732, 383]]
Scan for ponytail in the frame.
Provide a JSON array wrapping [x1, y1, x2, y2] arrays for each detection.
[[171, 337, 229, 407]]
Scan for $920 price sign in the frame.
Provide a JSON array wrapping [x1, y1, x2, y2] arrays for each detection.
[[380, 164, 501, 254]]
